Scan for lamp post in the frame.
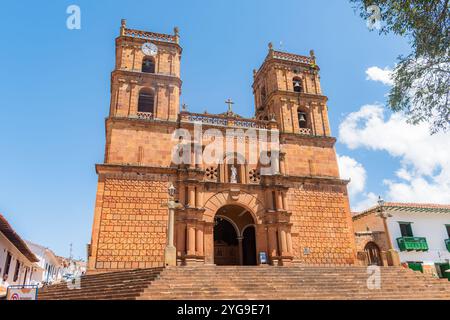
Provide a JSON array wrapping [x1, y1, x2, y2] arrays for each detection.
[[375, 196, 400, 266], [376, 196, 393, 250], [165, 183, 183, 267]]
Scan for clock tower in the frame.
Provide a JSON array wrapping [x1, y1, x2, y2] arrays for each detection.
[[110, 19, 182, 121]]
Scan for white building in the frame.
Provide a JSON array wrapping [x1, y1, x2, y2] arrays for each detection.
[[25, 241, 64, 285], [0, 214, 41, 296], [353, 203, 450, 278]]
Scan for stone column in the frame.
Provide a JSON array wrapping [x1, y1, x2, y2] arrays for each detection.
[[237, 237, 244, 266], [176, 223, 186, 258], [190, 145, 195, 169], [240, 165, 247, 184], [193, 143, 202, 169], [264, 190, 271, 210], [276, 191, 283, 211], [186, 224, 196, 256], [188, 186, 195, 208], [267, 226, 278, 258], [286, 231, 293, 255], [279, 228, 288, 255], [196, 225, 204, 257], [272, 151, 280, 175], [219, 164, 225, 183], [195, 186, 203, 208], [282, 192, 288, 211], [204, 223, 214, 264], [179, 184, 185, 207], [279, 152, 286, 175], [164, 199, 181, 267]]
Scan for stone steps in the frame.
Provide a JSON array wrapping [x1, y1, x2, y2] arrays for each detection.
[[38, 266, 450, 300], [141, 266, 450, 300], [38, 268, 163, 300]]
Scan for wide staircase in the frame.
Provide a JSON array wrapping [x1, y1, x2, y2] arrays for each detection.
[[38, 267, 163, 300], [39, 266, 450, 300]]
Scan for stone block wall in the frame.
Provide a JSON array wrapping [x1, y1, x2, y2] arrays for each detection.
[[90, 174, 172, 270], [288, 182, 356, 265]]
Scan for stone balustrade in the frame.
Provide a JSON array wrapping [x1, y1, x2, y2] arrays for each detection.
[[180, 112, 272, 129], [124, 28, 178, 44], [298, 128, 312, 135], [272, 51, 313, 64]]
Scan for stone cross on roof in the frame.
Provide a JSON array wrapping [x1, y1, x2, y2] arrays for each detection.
[[225, 98, 234, 115]]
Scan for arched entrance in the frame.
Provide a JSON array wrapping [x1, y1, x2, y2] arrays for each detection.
[[365, 242, 382, 266], [213, 205, 257, 266]]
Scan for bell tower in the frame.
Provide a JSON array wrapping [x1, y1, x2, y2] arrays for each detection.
[[252, 43, 331, 136], [110, 19, 182, 121]]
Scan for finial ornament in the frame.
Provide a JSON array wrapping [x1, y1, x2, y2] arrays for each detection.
[[182, 103, 187, 112], [310, 49, 315, 59], [268, 42, 273, 51], [174, 26, 179, 36], [120, 19, 127, 36]]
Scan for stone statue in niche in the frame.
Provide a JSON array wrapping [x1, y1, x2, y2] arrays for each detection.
[[230, 165, 238, 183]]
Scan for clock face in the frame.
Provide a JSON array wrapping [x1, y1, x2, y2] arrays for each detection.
[[142, 42, 158, 56]]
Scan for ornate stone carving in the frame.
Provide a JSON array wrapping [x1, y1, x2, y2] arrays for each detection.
[[248, 169, 261, 183], [205, 166, 218, 181]]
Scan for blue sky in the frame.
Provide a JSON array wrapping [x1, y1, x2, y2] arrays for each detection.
[[1, 0, 439, 259]]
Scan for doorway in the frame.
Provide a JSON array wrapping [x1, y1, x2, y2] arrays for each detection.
[[364, 242, 382, 266], [213, 205, 257, 266]]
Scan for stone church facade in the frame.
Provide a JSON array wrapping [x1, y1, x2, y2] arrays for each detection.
[[87, 21, 356, 272]]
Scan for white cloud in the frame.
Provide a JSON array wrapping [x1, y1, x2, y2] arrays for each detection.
[[366, 66, 394, 86], [337, 155, 366, 197], [339, 104, 450, 205], [352, 192, 379, 213], [337, 155, 379, 212]]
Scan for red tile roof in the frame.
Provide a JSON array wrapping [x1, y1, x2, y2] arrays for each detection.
[[0, 214, 39, 263], [353, 202, 450, 219], [383, 202, 450, 209]]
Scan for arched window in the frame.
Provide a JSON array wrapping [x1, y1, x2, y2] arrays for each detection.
[[142, 57, 155, 73], [297, 110, 307, 129], [293, 77, 303, 93], [138, 88, 154, 114]]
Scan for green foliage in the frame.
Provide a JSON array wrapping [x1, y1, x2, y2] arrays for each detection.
[[350, 0, 449, 133]]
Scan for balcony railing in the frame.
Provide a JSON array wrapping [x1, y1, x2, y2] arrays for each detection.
[[136, 112, 154, 120], [123, 28, 178, 44], [396, 237, 429, 252], [180, 112, 271, 129], [299, 128, 312, 135], [272, 51, 313, 64], [445, 239, 450, 252]]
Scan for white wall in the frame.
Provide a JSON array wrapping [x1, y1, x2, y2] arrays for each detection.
[[25, 241, 62, 285], [0, 233, 38, 291], [387, 211, 450, 264]]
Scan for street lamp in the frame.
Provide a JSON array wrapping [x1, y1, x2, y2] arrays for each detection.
[[376, 196, 393, 250], [165, 183, 183, 267], [377, 196, 385, 208], [375, 196, 400, 267], [168, 183, 176, 198]]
